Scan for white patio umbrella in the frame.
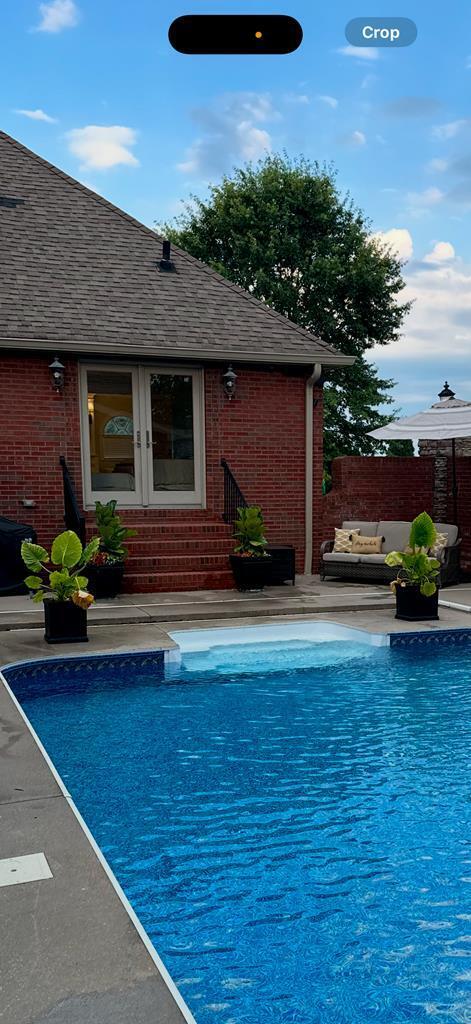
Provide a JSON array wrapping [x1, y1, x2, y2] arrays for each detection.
[[368, 383, 471, 525]]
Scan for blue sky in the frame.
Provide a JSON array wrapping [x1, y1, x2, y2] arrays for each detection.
[[2, 0, 471, 414]]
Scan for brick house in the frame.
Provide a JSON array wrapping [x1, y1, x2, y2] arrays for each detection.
[[0, 131, 352, 592]]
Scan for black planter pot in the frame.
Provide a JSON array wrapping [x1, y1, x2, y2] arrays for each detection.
[[44, 600, 88, 644], [395, 584, 439, 622], [229, 554, 272, 592], [86, 562, 125, 599]]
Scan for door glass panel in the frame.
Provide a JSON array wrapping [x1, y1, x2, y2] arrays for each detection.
[[87, 370, 136, 492], [150, 374, 195, 491]]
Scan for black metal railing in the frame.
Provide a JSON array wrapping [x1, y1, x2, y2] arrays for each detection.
[[221, 458, 248, 525], [59, 456, 86, 543]]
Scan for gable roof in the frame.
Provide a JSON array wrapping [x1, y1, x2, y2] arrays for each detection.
[[0, 132, 353, 367]]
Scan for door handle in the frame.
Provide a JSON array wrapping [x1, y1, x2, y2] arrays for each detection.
[[146, 430, 151, 449], [136, 431, 141, 448]]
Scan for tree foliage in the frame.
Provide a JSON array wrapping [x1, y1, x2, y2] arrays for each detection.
[[162, 154, 412, 461]]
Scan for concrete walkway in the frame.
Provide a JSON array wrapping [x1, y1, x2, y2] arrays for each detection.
[[0, 576, 398, 632]]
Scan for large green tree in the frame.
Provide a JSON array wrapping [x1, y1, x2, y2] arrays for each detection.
[[162, 154, 413, 462]]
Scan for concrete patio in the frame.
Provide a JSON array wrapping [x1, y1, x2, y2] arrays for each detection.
[[2, 580, 471, 1024]]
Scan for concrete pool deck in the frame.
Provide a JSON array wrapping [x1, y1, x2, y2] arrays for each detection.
[[2, 584, 471, 1023]]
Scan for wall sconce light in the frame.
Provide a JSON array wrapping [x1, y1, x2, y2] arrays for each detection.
[[222, 364, 238, 400], [49, 355, 65, 392]]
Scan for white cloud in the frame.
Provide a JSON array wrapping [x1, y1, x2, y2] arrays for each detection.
[[406, 186, 444, 216], [66, 126, 139, 170], [14, 108, 57, 123], [316, 94, 338, 109], [284, 93, 310, 105], [426, 158, 448, 173], [371, 228, 413, 262], [177, 93, 276, 177], [432, 119, 468, 141], [345, 130, 366, 146], [35, 0, 80, 33], [371, 240, 471, 363], [337, 45, 379, 62], [424, 241, 455, 263]]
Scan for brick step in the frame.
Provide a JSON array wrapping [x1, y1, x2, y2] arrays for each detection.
[[126, 537, 233, 556], [87, 520, 232, 540], [85, 508, 219, 523], [126, 551, 231, 573], [122, 569, 235, 593]]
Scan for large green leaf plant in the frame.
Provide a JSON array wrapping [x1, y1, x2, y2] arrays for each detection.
[[233, 506, 269, 558], [22, 531, 100, 606], [93, 500, 137, 563], [385, 512, 441, 597]]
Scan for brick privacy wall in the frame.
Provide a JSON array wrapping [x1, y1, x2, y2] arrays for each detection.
[[0, 356, 322, 573], [319, 454, 471, 573], [205, 367, 324, 573], [0, 352, 83, 548], [318, 456, 434, 570]]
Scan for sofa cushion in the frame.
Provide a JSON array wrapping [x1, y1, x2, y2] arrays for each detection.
[[333, 527, 360, 553], [429, 531, 448, 558], [351, 534, 383, 555], [377, 521, 411, 553], [323, 552, 361, 564], [435, 522, 458, 546], [358, 553, 388, 564], [342, 521, 379, 536]]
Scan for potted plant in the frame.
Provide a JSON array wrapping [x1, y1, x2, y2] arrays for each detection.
[[86, 500, 137, 599], [229, 505, 272, 591], [21, 530, 100, 643], [385, 512, 441, 621]]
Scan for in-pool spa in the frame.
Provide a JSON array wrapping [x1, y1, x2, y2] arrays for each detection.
[[4, 621, 471, 1024]]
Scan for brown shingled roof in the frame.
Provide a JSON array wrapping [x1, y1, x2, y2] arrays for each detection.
[[0, 131, 353, 367]]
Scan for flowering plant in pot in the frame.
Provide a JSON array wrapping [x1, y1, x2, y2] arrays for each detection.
[[21, 530, 100, 643], [229, 506, 272, 591], [86, 500, 137, 598], [385, 512, 441, 621]]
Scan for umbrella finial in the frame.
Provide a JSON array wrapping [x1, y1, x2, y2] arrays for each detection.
[[438, 381, 455, 400]]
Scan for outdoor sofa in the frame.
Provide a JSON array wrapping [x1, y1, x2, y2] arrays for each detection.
[[320, 520, 461, 587]]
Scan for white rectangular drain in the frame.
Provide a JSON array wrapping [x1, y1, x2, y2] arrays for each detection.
[[0, 852, 53, 888]]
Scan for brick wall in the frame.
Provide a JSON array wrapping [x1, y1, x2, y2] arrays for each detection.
[[0, 354, 321, 572], [318, 456, 434, 571], [0, 352, 82, 548], [319, 454, 471, 573], [205, 366, 323, 572]]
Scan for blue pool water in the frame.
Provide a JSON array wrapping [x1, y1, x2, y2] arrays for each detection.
[[6, 632, 471, 1024]]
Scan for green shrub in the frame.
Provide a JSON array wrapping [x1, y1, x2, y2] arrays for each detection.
[[233, 506, 269, 558]]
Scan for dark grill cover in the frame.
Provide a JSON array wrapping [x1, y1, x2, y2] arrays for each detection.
[[0, 516, 37, 594]]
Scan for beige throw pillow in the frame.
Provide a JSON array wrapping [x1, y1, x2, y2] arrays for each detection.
[[429, 532, 448, 558], [351, 534, 382, 555], [333, 527, 360, 553]]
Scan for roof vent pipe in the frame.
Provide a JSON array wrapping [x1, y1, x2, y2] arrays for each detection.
[[159, 239, 175, 272]]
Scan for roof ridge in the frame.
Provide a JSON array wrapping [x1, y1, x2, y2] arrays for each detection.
[[0, 130, 341, 359]]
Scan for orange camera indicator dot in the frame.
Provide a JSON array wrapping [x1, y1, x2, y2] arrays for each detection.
[[255, 30, 263, 39]]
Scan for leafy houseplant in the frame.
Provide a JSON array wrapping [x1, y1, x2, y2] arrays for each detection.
[[22, 530, 100, 643], [86, 500, 137, 598], [229, 506, 272, 591], [385, 512, 441, 621]]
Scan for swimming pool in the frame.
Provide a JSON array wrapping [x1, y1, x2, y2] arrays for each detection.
[[4, 623, 471, 1024]]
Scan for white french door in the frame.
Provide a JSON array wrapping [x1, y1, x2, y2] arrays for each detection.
[[80, 364, 205, 508]]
